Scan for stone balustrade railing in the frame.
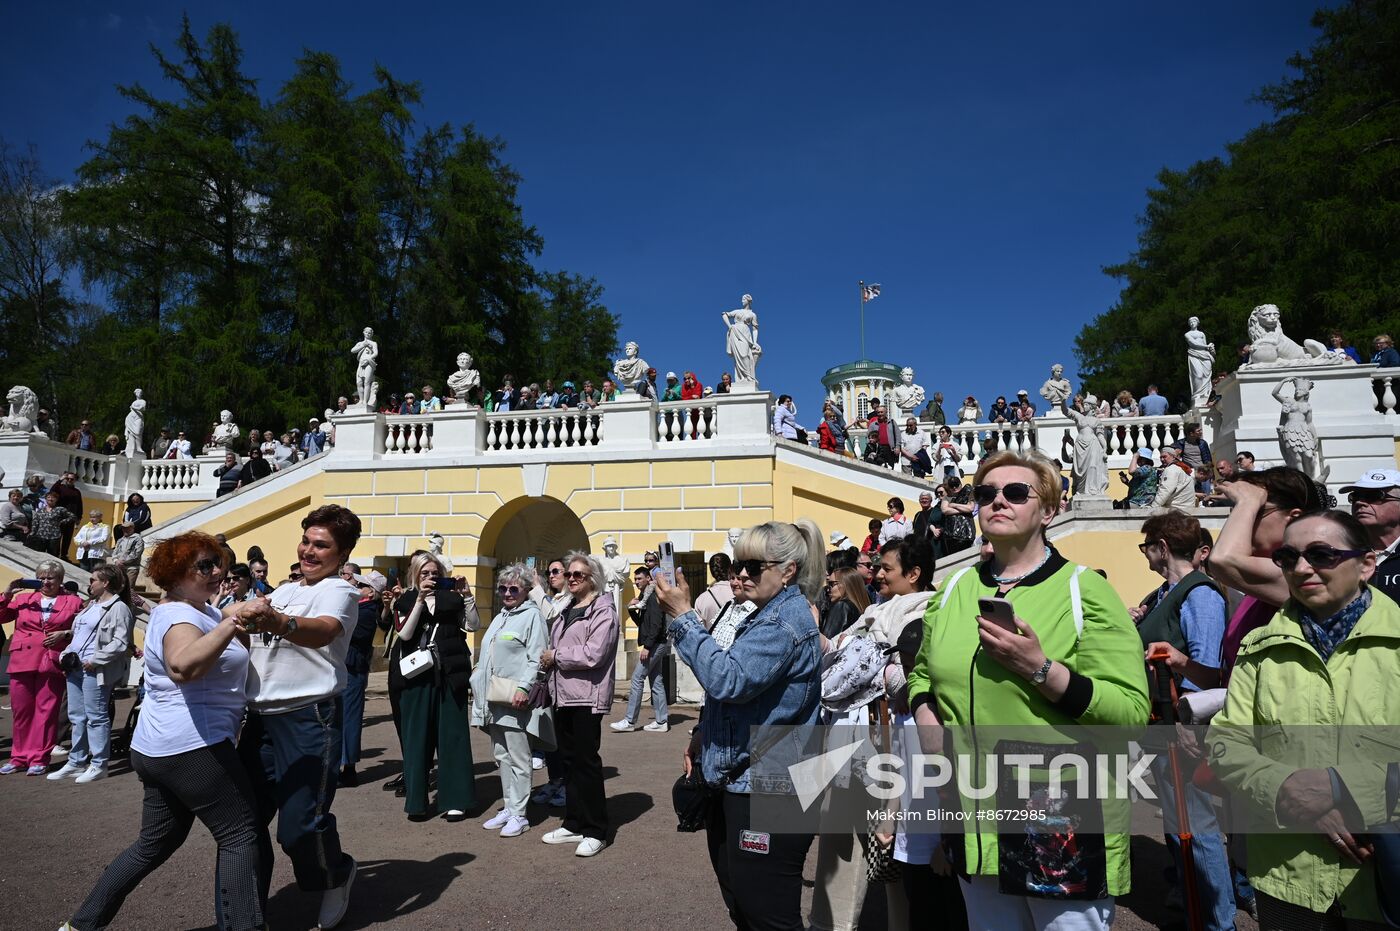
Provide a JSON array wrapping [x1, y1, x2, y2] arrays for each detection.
[[657, 398, 719, 443], [482, 408, 603, 452], [141, 458, 206, 492], [384, 415, 435, 456], [1371, 372, 1400, 435]]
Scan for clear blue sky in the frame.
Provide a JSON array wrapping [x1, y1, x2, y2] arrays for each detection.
[[1, 1, 1326, 421]]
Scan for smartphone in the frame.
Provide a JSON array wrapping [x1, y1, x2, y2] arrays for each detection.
[[657, 542, 676, 586], [977, 597, 1018, 634], [13, 579, 41, 590], [525, 556, 536, 571], [434, 576, 460, 592]]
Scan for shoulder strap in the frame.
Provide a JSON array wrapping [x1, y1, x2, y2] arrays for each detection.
[[938, 567, 974, 610], [1069, 565, 1088, 640]]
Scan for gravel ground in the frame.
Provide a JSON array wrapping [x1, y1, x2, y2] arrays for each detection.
[[0, 690, 1255, 930]]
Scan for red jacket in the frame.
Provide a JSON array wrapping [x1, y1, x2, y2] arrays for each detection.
[[0, 590, 82, 676], [818, 421, 841, 452], [681, 372, 704, 400]]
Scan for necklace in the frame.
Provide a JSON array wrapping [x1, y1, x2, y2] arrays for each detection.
[[991, 545, 1052, 585]]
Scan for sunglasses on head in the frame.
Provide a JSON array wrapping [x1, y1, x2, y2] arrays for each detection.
[[973, 482, 1037, 507], [1270, 544, 1367, 571], [1350, 488, 1400, 505], [733, 559, 779, 578]]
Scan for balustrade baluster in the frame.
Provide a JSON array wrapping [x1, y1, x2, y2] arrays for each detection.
[[1382, 377, 1397, 416]]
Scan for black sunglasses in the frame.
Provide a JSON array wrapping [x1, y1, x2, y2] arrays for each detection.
[[1270, 544, 1367, 571], [733, 559, 779, 579], [1350, 488, 1400, 505], [496, 584, 523, 595], [194, 557, 219, 574], [973, 482, 1037, 507]]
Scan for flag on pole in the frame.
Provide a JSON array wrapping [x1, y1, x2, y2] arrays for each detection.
[[862, 283, 881, 302]]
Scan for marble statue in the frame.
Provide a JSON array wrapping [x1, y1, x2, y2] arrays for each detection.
[[1185, 317, 1216, 408], [891, 367, 926, 420], [352, 327, 379, 410], [446, 352, 481, 403], [1273, 377, 1329, 482], [725, 527, 742, 558], [613, 342, 649, 394], [2, 385, 40, 434], [205, 409, 240, 454], [722, 294, 762, 386], [427, 531, 454, 571], [1243, 304, 1351, 368], [1039, 364, 1073, 407], [600, 537, 629, 593], [124, 389, 146, 458], [1060, 396, 1109, 498]]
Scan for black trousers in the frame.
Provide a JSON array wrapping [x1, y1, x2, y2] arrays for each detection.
[[705, 790, 814, 931], [554, 706, 608, 839], [899, 860, 967, 928], [71, 741, 264, 931]]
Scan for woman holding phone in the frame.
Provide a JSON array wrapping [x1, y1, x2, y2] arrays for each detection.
[[0, 562, 82, 774], [392, 551, 478, 821]]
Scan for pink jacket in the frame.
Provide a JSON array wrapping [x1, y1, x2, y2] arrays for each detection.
[[548, 594, 619, 713], [1, 590, 82, 677]]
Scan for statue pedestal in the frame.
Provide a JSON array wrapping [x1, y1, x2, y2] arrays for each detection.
[[1069, 495, 1115, 514], [729, 379, 759, 394], [1214, 363, 1393, 494], [1033, 412, 1074, 463]]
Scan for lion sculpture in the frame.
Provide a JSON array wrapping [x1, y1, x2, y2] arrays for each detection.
[[1243, 304, 1350, 368], [1, 385, 39, 434]]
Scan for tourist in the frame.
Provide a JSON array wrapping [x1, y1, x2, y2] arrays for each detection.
[[1139, 383, 1170, 416], [578, 380, 601, 408], [818, 402, 849, 454], [35, 407, 57, 440], [600, 378, 618, 402], [911, 491, 941, 551], [691, 553, 735, 631], [1211, 509, 1399, 926], [214, 451, 242, 497], [527, 557, 574, 803], [398, 392, 419, 415], [1193, 464, 1214, 504], [27, 490, 75, 557], [471, 562, 552, 838], [112, 519, 144, 588], [557, 380, 579, 408], [956, 394, 982, 424], [48, 564, 133, 785], [53, 471, 83, 555], [341, 569, 388, 787], [0, 562, 82, 775], [1111, 390, 1139, 417], [1215, 458, 1237, 482], [1135, 511, 1235, 931], [1153, 446, 1196, 511], [391, 551, 477, 822], [861, 517, 882, 555], [660, 370, 683, 402], [836, 535, 935, 642], [273, 433, 296, 470], [656, 520, 824, 929], [71, 510, 110, 571], [66, 419, 96, 451], [539, 551, 619, 858], [164, 430, 193, 459], [98, 433, 122, 455], [234, 505, 363, 929], [420, 384, 443, 412], [1171, 421, 1212, 470], [1342, 468, 1400, 602], [1327, 330, 1361, 363], [1, 488, 29, 541], [216, 563, 254, 609], [62, 533, 264, 931], [898, 417, 932, 478], [988, 394, 1012, 428], [865, 406, 897, 467], [1372, 333, 1400, 367], [924, 390, 946, 425], [1014, 388, 1037, 418], [879, 496, 912, 545], [909, 451, 1150, 930], [120, 492, 152, 533], [855, 549, 878, 602], [939, 475, 976, 554], [820, 566, 869, 640], [716, 371, 733, 394], [22, 472, 47, 512], [772, 394, 803, 440], [237, 446, 272, 488], [1114, 448, 1158, 509], [614, 564, 670, 733], [643, 367, 659, 399], [934, 425, 960, 478], [1235, 450, 1256, 472], [302, 419, 327, 456]]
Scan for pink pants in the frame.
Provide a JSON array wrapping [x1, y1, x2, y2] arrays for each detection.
[[9, 671, 64, 767]]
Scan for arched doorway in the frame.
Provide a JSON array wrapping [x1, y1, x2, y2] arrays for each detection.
[[486, 496, 589, 567]]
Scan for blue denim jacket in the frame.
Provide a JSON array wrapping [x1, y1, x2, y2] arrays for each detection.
[[670, 584, 821, 792]]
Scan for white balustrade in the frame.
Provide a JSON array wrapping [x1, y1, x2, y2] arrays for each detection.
[[1373, 373, 1400, 420], [384, 416, 435, 456], [657, 399, 719, 443], [141, 458, 202, 492], [1097, 415, 1187, 458], [484, 408, 602, 452]]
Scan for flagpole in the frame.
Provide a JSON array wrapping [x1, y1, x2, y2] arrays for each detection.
[[858, 280, 866, 361]]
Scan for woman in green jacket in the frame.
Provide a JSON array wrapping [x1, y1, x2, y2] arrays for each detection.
[[1211, 509, 1400, 926], [908, 451, 1150, 931]]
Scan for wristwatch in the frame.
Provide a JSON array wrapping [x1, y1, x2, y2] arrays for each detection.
[[1029, 658, 1053, 685], [282, 615, 299, 637]]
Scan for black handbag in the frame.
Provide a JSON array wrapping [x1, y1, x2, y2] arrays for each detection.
[[672, 759, 750, 832]]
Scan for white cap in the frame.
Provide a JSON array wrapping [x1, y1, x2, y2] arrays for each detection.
[[1017, 389, 1029, 396], [352, 570, 387, 594], [666, 371, 677, 380], [1136, 447, 1154, 461], [1340, 468, 1400, 493]]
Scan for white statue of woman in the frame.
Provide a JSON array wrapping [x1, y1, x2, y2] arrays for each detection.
[[891, 367, 926, 420], [124, 389, 146, 458], [446, 352, 481, 403], [1060, 396, 1109, 497], [1273, 377, 1328, 481], [1184, 317, 1216, 407], [613, 342, 649, 394], [722, 294, 762, 386], [351, 327, 379, 410]]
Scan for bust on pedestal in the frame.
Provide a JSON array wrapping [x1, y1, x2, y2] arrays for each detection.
[[447, 352, 481, 405], [204, 410, 240, 455], [891, 367, 926, 421], [613, 342, 650, 398]]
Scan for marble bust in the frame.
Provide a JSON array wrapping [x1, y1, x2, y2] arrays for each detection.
[[722, 294, 761, 386], [600, 537, 629, 593], [447, 352, 481, 403], [613, 342, 649, 394], [1242, 304, 1351, 369], [124, 389, 146, 458], [891, 367, 926, 420], [428, 531, 454, 570], [724, 527, 742, 557], [206, 409, 240, 454], [1039, 364, 1073, 407], [352, 327, 379, 410]]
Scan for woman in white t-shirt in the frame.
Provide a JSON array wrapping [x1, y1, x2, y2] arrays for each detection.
[[65, 532, 264, 931]]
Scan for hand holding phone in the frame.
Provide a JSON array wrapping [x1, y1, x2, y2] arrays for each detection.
[[657, 542, 676, 586], [977, 597, 1019, 635]]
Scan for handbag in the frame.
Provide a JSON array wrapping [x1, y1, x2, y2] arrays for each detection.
[[525, 670, 551, 710], [863, 698, 901, 883], [59, 600, 112, 674], [672, 758, 751, 832], [398, 620, 437, 679], [487, 674, 520, 704]]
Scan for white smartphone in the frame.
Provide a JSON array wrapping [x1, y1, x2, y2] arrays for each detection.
[[656, 541, 676, 585], [977, 597, 1018, 634]]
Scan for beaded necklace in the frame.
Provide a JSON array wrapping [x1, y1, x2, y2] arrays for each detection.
[[991, 545, 1052, 586]]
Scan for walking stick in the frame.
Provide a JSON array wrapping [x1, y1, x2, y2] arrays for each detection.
[[1149, 646, 1205, 931]]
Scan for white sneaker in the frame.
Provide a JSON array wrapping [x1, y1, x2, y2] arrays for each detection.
[[542, 827, 585, 845], [482, 809, 511, 830], [609, 719, 639, 732], [575, 837, 606, 857], [549, 786, 568, 808], [531, 755, 545, 771], [47, 761, 85, 781], [50, 745, 69, 758], [75, 765, 107, 784], [316, 856, 356, 930], [500, 815, 530, 837], [643, 721, 670, 733]]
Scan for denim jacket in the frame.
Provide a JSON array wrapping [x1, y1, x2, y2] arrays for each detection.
[[670, 584, 821, 792]]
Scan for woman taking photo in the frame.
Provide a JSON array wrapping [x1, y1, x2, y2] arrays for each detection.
[[1212, 510, 1400, 926], [392, 551, 478, 822], [63, 532, 263, 931], [908, 452, 1149, 930], [0, 561, 81, 775], [539, 552, 618, 858], [471, 562, 552, 838], [656, 520, 825, 929], [48, 565, 134, 784]]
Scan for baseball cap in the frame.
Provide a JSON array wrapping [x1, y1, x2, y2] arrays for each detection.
[[562, 380, 575, 388], [1340, 468, 1400, 494], [666, 371, 677, 380], [1135, 448, 1154, 462], [1017, 389, 1029, 396], [352, 570, 387, 594]]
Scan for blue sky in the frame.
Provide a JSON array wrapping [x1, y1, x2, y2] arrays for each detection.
[[2, 1, 1325, 421]]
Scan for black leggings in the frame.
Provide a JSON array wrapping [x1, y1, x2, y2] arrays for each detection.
[[70, 740, 264, 931]]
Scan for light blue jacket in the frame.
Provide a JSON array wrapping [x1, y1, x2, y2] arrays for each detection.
[[469, 602, 554, 746], [772, 404, 801, 439], [670, 584, 821, 792]]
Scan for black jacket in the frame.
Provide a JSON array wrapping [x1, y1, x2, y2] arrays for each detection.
[[391, 589, 472, 700], [630, 589, 667, 651]]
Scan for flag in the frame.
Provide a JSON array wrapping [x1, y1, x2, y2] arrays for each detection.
[[862, 283, 881, 302]]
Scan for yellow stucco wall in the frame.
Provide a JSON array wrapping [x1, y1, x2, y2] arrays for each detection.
[[1052, 529, 1163, 608]]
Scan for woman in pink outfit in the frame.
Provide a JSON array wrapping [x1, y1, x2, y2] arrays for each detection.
[[1, 560, 83, 774]]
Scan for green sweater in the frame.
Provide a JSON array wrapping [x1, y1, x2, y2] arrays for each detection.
[[908, 550, 1151, 896]]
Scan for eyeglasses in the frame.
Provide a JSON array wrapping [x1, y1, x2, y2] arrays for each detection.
[[973, 482, 1037, 507], [496, 584, 523, 595], [1349, 488, 1400, 505], [1270, 544, 1367, 571], [733, 559, 780, 578], [1137, 540, 1161, 554], [563, 570, 589, 581], [548, 567, 563, 575], [194, 557, 219, 574]]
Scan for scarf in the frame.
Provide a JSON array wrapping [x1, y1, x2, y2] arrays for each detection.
[[1298, 588, 1371, 662]]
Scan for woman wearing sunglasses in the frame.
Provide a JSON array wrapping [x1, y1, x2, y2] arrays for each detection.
[[538, 552, 618, 858], [907, 452, 1149, 931], [470, 562, 553, 838], [1211, 509, 1400, 927], [0, 560, 82, 775], [655, 519, 825, 929], [391, 550, 478, 822]]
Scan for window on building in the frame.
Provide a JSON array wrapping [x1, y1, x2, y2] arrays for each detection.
[[856, 392, 870, 420]]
